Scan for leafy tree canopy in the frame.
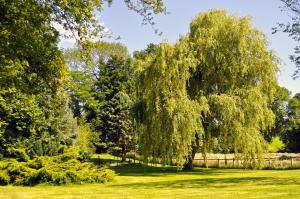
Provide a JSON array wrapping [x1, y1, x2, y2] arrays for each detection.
[[64, 41, 129, 117], [138, 10, 279, 168], [266, 86, 290, 141], [282, 93, 300, 152]]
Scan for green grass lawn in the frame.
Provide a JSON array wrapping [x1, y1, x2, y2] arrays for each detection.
[[1, 163, 300, 199]]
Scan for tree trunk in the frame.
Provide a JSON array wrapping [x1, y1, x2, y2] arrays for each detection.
[[183, 153, 195, 170], [183, 133, 199, 171], [121, 145, 126, 162]]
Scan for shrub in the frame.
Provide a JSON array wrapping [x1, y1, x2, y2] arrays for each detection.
[[6, 161, 38, 185], [0, 151, 115, 186], [74, 122, 99, 162], [26, 158, 43, 169], [75, 123, 97, 153], [77, 151, 92, 162], [35, 169, 69, 185], [268, 137, 285, 153], [0, 170, 10, 185], [0, 159, 11, 170], [8, 148, 30, 162], [29, 136, 65, 157], [54, 148, 78, 163]]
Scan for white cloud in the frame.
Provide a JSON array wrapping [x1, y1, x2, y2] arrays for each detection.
[[51, 21, 77, 49], [51, 20, 114, 49]]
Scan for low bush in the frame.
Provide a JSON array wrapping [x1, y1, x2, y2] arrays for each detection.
[[0, 170, 10, 185], [268, 137, 285, 153], [77, 151, 92, 162], [0, 149, 115, 186], [8, 148, 30, 162]]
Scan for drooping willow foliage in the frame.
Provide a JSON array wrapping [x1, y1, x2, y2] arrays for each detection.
[[137, 10, 278, 168], [138, 41, 207, 166]]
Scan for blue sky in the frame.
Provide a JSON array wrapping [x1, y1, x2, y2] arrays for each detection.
[[60, 0, 299, 95]]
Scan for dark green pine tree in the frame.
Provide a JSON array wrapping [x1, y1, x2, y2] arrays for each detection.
[[96, 56, 134, 161]]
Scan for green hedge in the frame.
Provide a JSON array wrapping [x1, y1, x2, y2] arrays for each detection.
[[0, 150, 115, 186], [0, 170, 10, 185], [8, 148, 30, 162]]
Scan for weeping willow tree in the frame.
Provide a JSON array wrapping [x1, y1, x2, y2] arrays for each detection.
[[137, 41, 208, 166], [138, 10, 278, 169], [188, 10, 278, 168]]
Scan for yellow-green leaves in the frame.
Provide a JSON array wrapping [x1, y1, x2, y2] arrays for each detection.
[[139, 10, 279, 168], [140, 42, 202, 166], [188, 10, 278, 168]]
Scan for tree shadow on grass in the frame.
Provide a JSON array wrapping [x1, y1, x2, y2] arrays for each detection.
[[110, 176, 300, 189], [90, 156, 121, 165], [112, 164, 248, 177]]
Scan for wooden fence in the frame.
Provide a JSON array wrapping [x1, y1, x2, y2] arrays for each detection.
[[100, 155, 300, 169], [193, 157, 300, 168]]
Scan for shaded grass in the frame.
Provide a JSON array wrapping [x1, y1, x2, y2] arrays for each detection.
[[1, 163, 300, 198], [90, 153, 141, 166], [90, 153, 121, 165]]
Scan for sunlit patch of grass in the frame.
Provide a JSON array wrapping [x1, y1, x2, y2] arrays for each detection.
[[1, 163, 300, 199]]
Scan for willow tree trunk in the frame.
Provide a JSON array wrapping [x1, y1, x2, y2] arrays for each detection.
[[183, 133, 199, 170]]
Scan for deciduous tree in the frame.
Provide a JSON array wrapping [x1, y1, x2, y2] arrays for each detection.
[[139, 10, 278, 169]]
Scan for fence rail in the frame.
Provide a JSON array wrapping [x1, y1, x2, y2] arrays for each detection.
[[193, 157, 300, 168], [97, 154, 300, 169]]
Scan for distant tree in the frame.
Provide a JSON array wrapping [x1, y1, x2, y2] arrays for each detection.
[[75, 118, 99, 161], [65, 42, 135, 160], [65, 41, 129, 77], [265, 86, 291, 141], [68, 70, 97, 118], [95, 56, 134, 161], [64, 41, 128, 119], [283, 127, 300, 152], [133, 43, 160, 62], [282, 93, 300, 152], [27, 92, 78, 157]]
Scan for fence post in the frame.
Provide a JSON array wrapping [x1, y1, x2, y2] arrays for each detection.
[[269, 159, 271, 168], [233, 158, 235, 168], [207, 159, 209, 168], [291, 157, 293, 167], [217, 159, 220, 168]]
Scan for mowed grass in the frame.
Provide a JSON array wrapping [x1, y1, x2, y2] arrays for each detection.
[[1, 155, 300, 199]]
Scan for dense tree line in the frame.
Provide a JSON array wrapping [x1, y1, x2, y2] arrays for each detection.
[[270, 90, 300, 152], [0, 0, 165, 186], [0, 0, 164, 159], [65, 41, 135, 161]]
